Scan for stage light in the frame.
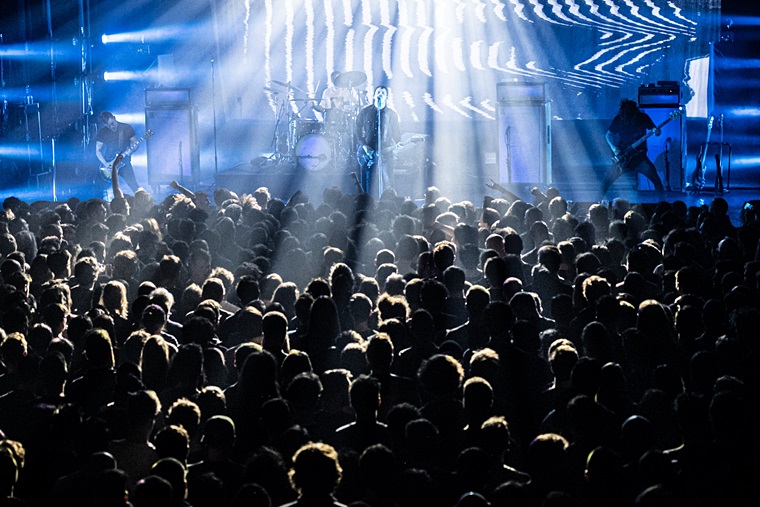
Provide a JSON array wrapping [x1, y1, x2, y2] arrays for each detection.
[[0, 145, 34, 158], [103, 70, 155, 82], [110, 113, 145, 125]]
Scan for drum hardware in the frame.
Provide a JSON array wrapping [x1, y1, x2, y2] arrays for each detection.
[[264, 78, 369, 172], [295, 133, 332, 172], [271, 80, 307, 95], [333, 71, 367, 89]]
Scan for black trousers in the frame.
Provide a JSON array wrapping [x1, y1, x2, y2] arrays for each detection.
[[601, 156, 664, 199], [117, 158, 140, 193]]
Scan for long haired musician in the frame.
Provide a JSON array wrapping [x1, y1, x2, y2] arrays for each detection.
[[602, 99, 665, 199]]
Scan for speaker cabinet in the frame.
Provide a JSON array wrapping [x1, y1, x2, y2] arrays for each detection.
[[497, 102, 552, 184], [145, 107, 200, 187], [637, 106, 685, 191]]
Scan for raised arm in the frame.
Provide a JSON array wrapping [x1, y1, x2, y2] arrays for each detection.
[[170, 180, 196, 201], [111, 154, 124, 199]]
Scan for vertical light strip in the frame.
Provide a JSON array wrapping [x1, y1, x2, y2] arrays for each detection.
[[361, 0, 378, 82], [285, 0, 295, 113], [285, 1, 294, 82], [452, 37, 466, 72], [472, 0, 488, 23], [344, 0, 355, 70], [470, 41, 485, 71], [417, 0, 432, 78], [265, 0, 275, 112], [380, 0, 395, 80], [305, 0, 316, 95], [490, 0, 507, 22], [342, 0, 353, 26], [243, 0, 251, 58], [324, 0, 335, 76]]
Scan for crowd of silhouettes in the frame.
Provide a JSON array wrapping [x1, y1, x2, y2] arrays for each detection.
[[0, 182, 759, 506]]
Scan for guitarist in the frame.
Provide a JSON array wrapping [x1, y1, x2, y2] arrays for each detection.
[[355, 86, 400, 196], [602, 99, 665, 199], [95, 111, 141, 193]]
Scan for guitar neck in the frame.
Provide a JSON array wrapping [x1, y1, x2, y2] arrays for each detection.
[[625, 109, 683, 154], [699, 117, 715, 167]]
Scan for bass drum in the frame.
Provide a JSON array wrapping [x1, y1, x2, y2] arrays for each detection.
[[295, 133, 332, 172]]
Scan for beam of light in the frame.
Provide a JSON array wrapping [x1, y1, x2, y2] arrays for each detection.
[[101, 25, 203, 45], [0, 41, 79, 63], [0, 145, 36, 157], [729, 157, 760, 168], [729, 108, 760, 118], [103, 70, 154, 82]]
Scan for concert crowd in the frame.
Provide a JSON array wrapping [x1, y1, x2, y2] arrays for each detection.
[[0, 183, 758, 507]]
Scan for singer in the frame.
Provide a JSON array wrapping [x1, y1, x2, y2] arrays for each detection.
[[355, 86, 400, 196]]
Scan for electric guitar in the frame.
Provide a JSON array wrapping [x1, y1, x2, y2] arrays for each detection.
[[99, 130, 154, 181], [714, 114, 724, 194], [612, 108, 683, 169], [356, 135, 425, 169], [690, 115, 714, 192]]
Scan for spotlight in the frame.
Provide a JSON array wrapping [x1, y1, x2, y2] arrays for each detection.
[[102, 34, 109, 44]]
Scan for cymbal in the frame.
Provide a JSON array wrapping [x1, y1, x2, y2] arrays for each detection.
[[263, 86, 280, 94], [334, 71, 366, 88], [271, 80, 307, 95]]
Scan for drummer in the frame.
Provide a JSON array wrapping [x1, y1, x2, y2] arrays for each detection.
[[320, 71, 354, 113]]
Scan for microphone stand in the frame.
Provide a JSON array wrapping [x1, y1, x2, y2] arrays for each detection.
[[376, 106, 383, 198]]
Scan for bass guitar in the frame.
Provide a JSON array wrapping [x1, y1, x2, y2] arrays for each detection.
[[689, 115, 714, 192], [99, 130, 154, 181], [612, 108, 683, 169]]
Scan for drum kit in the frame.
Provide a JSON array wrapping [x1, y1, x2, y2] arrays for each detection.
[[266, 71, 369, 172]]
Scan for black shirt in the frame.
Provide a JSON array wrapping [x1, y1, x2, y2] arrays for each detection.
[[608, 111, 655, 160], [96, 122, 135, 160], [355, 105, 400, 151]]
